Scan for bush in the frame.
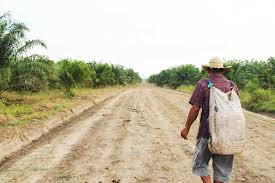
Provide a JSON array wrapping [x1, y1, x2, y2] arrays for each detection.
[[176, 85, 195, 93], [88, 62, 142, 87], [244, 79, 259, 93], [247, 89, 272, 111], [148, 64, 200, 88], [257, 100, 275, 113], [250, 89, 271, 103], [57, 59, 94, 97], [10, 56, 51, 92]]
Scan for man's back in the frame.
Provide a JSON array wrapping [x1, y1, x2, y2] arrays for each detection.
[[189, 73, 238, 139]]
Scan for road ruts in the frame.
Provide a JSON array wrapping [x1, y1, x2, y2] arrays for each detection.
[[0, 85, 274, 183]]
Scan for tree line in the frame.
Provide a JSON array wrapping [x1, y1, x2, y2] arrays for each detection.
[[148, 59, 275, 90], [148, 64, 202, 89], [148, 59, 275, 113], [0, 13, 141, 98]]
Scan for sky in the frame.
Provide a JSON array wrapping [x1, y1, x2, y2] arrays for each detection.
[[2, 0, 275, 78]]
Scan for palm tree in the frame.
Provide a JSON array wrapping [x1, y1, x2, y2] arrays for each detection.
[[57, 59, 93, 98], [0, 12, 46, 67], [9, 55, 52, 92], [0, 12, 47, 95]]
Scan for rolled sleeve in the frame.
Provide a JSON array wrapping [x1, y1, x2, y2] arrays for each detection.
[[189, 82, 204, 108]]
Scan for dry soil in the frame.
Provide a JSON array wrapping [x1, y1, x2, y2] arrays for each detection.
[[0, 85, 274, 183]]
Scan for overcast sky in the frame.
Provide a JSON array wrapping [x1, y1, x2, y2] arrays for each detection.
[[2, 0, 275, 78]]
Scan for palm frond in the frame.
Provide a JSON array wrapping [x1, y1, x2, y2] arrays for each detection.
[[15, 39, 47, 56], [7, 22, 29, 39], [0, 12, 11, 20]]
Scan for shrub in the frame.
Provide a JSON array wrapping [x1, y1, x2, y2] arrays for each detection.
[[10, 56, 51, 92], [57, 59, 93, 98], [148, 64, 200, 88], [245, 79, 259, 93], [247, 89, 272, 111], [176, 85, 195, 93]]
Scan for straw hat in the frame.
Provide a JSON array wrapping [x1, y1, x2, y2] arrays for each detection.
[[202, 57, 231, 71]]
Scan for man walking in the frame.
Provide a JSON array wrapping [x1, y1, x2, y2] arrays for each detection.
[[181, 57, 238, 183]]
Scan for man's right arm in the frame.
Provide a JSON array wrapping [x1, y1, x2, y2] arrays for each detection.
[[185, 105, 200, 129], [180, 81, 204, 140], [181, 105, 200, 139]]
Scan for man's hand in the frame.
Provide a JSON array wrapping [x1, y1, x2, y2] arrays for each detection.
[[181, 105, 200, 140], [181, 127, 189, 140]]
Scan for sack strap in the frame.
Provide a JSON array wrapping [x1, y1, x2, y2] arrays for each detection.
[[208, 80, 214, 89], [230, 80, 234, 90]]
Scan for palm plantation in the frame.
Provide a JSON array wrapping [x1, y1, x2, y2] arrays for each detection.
[[0, 13, 142, 97], [148, 59, 275, 113]]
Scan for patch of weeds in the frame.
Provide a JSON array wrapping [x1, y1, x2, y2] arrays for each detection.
[[176, 85, 195, 93], [56, 170, 72, 181], [161, 165, 171, 172], [10, 106, 32, 116], [257, 100, 275, 113], [0, 102, 32, 117], [53, 104, 65, 111], [4, 119, 22, 127], [20, 112, 49, 121], [64, 89, 75, 99], [31, 166, 40, 171], [240, 91, 251, 106], [243, 89, 275, 114]]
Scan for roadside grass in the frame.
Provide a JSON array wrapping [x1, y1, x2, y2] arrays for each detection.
[[176, 85, 195, 93], [0, 85, 127, 129], [176, 85, 275, 114]]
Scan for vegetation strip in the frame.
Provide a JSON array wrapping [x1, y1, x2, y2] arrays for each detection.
[[0, 12, 142, 165], [148, 60, 275, 114], [0, 13, 142, 127]]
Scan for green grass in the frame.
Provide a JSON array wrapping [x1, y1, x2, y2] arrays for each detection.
[[176, 85, 195, 93], [0, 90, 65, 126], [0, 102, 32, 116], [239, 90, 251, 106], [258, 100, 275, 113], [53, 104, 65, 111], [239, 90, 275, 113], [0, 86, 126, 128]]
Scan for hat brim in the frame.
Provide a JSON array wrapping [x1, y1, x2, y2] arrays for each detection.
[[202, 65, 232, 71]]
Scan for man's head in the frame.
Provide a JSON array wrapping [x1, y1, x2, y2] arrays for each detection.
[[202, 57, 231, 74]]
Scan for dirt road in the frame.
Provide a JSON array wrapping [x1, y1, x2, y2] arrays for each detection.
[[0, 85, 274, 183]]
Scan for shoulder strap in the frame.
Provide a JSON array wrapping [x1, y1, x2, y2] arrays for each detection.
[[230, 80, 234, 90], [208, 80, 214, 89]]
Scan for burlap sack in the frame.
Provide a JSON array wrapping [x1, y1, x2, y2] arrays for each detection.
[[208, 87, 246, 155]]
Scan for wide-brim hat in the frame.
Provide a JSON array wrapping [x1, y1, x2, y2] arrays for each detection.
[[202, 57, 231, 71]]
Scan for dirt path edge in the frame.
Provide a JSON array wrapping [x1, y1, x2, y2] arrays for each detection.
[[0, 89, 125, 165]]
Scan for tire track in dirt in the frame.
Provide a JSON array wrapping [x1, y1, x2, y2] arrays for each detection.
[[42, 86, 201, 182], [103, 87, 155, 183], [0, 85, 274, 183], [124, 87, 201, 182], [101, 86, 200, 182], [0, 91, 130, 183], [40, 89, 135, 183]]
